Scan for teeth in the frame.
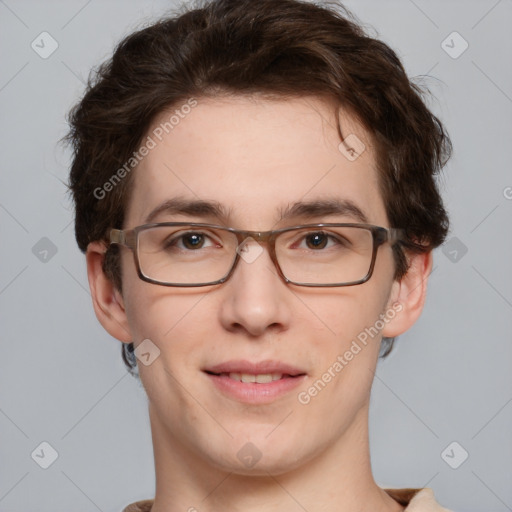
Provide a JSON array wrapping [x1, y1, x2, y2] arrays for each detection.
[[255, 374, 273, 383], [228, 372, 283, 383]]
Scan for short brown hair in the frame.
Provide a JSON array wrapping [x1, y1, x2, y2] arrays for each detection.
[[64, 0, 452, 374]]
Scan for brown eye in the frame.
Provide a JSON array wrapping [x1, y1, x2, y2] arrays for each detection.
[[182, 233, 205, 249], [162, 231, 214, 251], [305, 233, 328, 249]]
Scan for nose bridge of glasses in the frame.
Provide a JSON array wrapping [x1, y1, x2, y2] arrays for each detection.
[[246, 231, 269, 244], [234, 229, 276, 246], [232, 230, 281, 273]]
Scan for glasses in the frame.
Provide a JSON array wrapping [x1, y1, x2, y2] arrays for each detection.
[[109, 222, 404, 287]]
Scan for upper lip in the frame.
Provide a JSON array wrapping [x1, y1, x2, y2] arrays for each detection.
[[204, 359, 306, 376]]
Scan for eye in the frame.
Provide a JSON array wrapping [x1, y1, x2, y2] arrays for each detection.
[[304, 232, 329, 250], [164, 231, 218, 251], [297, 231, 344, 250]]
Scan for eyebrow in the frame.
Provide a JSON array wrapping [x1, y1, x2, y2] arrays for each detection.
[[143, 196, 369, 225]]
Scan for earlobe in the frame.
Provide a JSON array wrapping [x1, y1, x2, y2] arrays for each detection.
[[381, 250, 433, 338], [86, 241, 132, 343]]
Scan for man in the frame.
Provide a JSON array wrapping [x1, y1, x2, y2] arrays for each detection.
[[65, 0, 453, 510]]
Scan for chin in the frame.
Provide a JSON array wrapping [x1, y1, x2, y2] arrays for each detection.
[[204, 433, 315, 477]]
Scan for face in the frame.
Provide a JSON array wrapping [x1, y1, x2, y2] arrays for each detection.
[[114, 95, 403, 474]]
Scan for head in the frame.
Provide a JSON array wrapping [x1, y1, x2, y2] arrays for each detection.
[[64, 0, 451, 476]]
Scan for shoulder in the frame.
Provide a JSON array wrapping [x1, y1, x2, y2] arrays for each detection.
[[121, 499, 154, 512], [384, 487, 454, 511]]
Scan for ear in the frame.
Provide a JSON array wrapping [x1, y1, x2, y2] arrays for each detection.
[[85, 241, 132, 343], [381, 250, 433, 338]]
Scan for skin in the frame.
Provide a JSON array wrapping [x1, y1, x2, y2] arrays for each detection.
[[86, 95, 432, 512]]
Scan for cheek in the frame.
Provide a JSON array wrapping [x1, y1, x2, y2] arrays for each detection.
[[310, 284, 391, 350], [123, 283, 213, 347], [119, 245, 196, 340], [301, 253, 395, 375], [122, 285, 225, 409], [123, 288, 216, 409]]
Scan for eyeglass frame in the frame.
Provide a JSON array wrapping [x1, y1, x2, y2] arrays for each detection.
[[109, 222, 404, 288]]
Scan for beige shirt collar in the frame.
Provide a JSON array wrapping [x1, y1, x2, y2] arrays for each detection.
[[122, 487, 453, 512]]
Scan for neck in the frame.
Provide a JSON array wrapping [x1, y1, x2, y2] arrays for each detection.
[[148, 404, 404, 512]]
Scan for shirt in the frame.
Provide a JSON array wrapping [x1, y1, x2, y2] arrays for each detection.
[[122, 487, 453, 511]]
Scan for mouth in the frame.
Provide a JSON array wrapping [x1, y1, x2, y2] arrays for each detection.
[[203, 360, 307, 403], [204, 371, 304, 383]]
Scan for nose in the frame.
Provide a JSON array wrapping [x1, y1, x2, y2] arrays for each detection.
[[218, 238, 292, 337]]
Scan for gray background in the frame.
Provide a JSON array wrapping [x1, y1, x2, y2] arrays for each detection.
[[0, 0, 511, 511]]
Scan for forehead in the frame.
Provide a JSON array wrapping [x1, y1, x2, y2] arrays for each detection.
[[125, 95, 388, 228]]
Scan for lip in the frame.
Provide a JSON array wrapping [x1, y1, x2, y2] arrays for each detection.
[[204, 359, 306, 376], [203, 359, 307, 404]]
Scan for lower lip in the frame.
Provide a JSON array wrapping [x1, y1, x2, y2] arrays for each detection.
[[205, 372, 307, 404]]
